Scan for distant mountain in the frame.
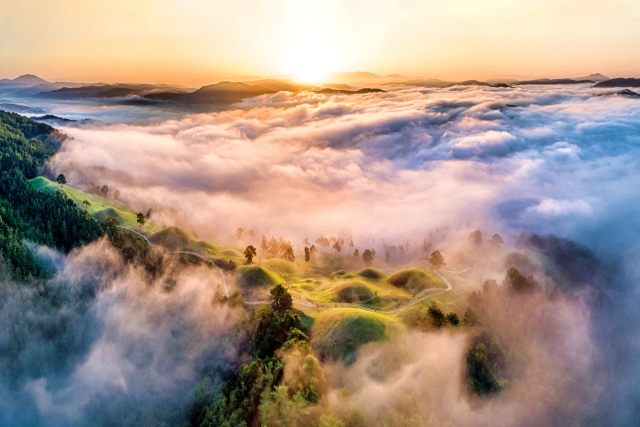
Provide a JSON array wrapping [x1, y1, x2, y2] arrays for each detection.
[[315, 88, 386, 95], [35, 85, 120, 99], [575, 73, 610, 82], [13, 83, 61, 97], [145, 82, 276, 104], [245, 79, 312, 93], [396, 79, 452, 88], [32, 115, 76, 123], [0, 103, 45, 114], [516, 78, 594, 85], [449, 80, 492, 87], [0, 74, 50, 87], [616, 89, 640, 97], [34, 83, 189, 99], [484, 77, 522, 85], [594, 78, 640, 88]]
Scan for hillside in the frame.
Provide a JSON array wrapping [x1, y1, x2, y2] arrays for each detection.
[[594, 78, 640, 88], [516, 78, 594, 85], [145, 81, 276, 104], [0, 110, 103, 277]]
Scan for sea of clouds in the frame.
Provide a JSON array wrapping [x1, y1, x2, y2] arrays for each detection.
[[44, 84, 640, 258], [3, 83, 640, 425]]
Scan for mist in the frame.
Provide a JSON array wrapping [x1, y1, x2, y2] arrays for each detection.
[[46, 85, 640, 252], [0, 239, 247, 426], [4, 83, 640, 425]]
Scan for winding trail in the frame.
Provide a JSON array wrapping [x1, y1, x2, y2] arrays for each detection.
[[117, 226, 467, 312], [237, 266, 462, 314], [117, 226, 229, 297]]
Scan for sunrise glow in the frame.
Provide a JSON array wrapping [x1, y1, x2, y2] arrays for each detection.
[[1, 1, 640, 427]]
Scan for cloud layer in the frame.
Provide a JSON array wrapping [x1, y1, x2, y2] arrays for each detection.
[[48, 85, 640, 258]]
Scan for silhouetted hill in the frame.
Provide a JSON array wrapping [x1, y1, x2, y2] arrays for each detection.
[[594, 78, 640, 88], [246, 79, 312, 92], [33, 83, 187, 99], [0, 74, 49, 87], [32, 115, 77, 123], [0, 103, 45, 114], [575, 73, 610, 82], [616, 89, 640, 97], [316, 88, 386, 95], [516, 78, 594, 85], [145, 81, 276, 104], [449, 80, 492, 87], [397, 79, 452, 88]]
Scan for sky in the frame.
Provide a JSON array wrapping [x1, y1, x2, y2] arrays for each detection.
[[1, 0, 639, 85]]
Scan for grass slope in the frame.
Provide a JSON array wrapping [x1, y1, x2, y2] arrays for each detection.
[[29, 176, 162, 232], [311, 308, 399, 365], [237, 265, 283, 288], [387, 268, 446, 292]]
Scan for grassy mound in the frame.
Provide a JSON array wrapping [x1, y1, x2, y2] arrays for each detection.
[[357, 268, 385, 281], [29, 176, 162, 231], [221, 249, 242, 257], [264, 258, 302, 277], [149, 226, 195, 250], [387, 268, 443, 292], [94, 207, 124, 223], [312, 308, 394, 365], [236, 265, 282, 288], [335, 283, 375, 303], [29, 176, 53, 191]]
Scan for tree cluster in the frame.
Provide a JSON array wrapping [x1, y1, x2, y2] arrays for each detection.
[[199, 285, 317, 427], [0, 111, 103, 278], [261, 235, 295, 261]]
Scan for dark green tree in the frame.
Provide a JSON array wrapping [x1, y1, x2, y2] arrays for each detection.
[[332, 241, 342, 259], [270, 283, 293, 312], [446, 312, 460, 326], [490, 233, 504, 249], [362, 249, 374, 266], [304, 246, 310, 262], [136, 213, 145, 227], [428, 306, 446, 328], [283, 245, 295, 261], [505, 267, 540, 293], [244, 245, 257, 263], [429, 250, 446, 269], [56, 173, 66, 186]]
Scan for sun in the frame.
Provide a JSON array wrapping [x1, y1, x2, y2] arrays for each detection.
[[287, 54, 331, 84], [283, 0, 337, 85]]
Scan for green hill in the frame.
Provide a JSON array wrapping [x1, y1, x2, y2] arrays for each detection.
[[312, 308, 398, 365], [236, 265, 283, 288], [357, 268, 385, 281], [387, 268, 445, 292], [29, 176, 161, 232], [335, 283, 376, 303]]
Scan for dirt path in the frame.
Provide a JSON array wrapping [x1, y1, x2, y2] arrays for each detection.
[[118, 226, 465, 313], [118, 226, 229, 297]]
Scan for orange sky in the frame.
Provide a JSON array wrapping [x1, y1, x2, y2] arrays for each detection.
[[1, 0, 639, 85]]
